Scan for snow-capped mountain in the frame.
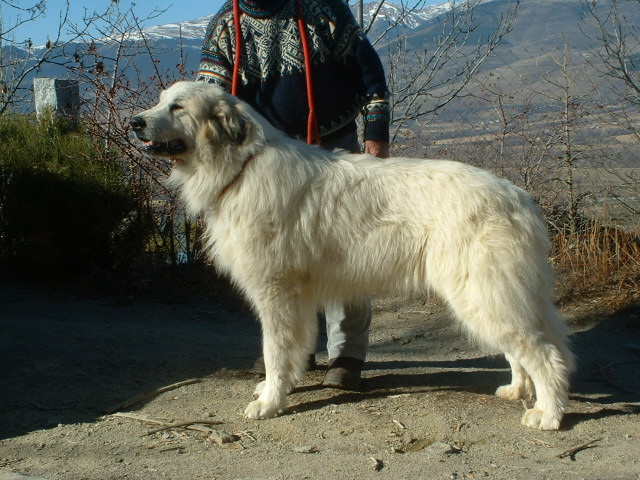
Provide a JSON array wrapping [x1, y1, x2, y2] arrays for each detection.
[[125, 15, 214, 42], [11, 0, 639, 123], [125, 1, 449, 43], [362, 1, 450, 30]]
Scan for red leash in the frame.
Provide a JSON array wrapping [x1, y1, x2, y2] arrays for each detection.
[[231, 0, 243, 97], [294, 0, 320, 145], [231, 0, 320, 145]]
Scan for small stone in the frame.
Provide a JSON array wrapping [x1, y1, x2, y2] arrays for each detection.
[[208, 430, 239, 445], [429, 442, 456, 456], [369, 457, 384, 471], [293, 445, 318, 453]]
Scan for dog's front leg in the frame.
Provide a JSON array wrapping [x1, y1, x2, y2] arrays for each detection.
[[243, 343, 291, 419], [243, 291, 316, 419]]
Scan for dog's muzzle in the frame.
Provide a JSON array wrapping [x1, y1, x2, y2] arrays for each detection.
[[129, 115, 187, 155]]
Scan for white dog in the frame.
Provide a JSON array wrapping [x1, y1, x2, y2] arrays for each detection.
[[131, 81, 574, 430]]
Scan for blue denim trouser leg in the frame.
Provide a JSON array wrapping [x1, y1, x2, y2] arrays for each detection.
[[324, 301, 371, 361], [320, 128, 372, 362]]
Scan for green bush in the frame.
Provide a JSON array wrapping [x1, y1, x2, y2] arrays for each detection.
[[0, 113, 138, 275]]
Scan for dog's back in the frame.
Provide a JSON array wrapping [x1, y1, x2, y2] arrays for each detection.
[[232, 149, 549, 302]]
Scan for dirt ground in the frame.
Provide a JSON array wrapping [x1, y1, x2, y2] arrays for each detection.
[[1, 277, 639, 480]]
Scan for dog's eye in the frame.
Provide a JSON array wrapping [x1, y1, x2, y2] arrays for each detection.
[[169, 104, 184, 113]]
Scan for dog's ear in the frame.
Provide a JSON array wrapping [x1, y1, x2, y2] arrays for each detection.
[[209, 98, 247, 145]]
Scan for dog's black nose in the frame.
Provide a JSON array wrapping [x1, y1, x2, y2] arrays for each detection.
[[129, 116, 146, 131]]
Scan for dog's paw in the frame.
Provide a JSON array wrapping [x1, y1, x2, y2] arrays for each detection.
[[243, 399, 282, 420], [496, 384, 525, 401], [522, 408, 561, 430], [253, 381, 266, 398]]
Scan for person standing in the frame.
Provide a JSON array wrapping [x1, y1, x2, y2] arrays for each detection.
[[197, 0, 390, 389]]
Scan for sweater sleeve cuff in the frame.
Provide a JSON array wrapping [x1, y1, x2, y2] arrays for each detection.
[[362, 95, 390, 143], [196, 67, 232, 92]]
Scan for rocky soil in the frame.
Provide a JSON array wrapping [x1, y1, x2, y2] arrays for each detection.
[[1, 279, 639, 480]]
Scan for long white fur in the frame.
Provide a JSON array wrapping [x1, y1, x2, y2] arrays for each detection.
[[134, 81, 574, 430]]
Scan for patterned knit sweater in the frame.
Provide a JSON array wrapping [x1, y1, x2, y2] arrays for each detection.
[[197, 0, 390, 143]]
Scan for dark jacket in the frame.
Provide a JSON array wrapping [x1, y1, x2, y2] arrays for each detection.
[[197, 0, 390, 143]]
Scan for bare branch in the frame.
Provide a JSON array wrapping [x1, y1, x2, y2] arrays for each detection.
[[387, 0, 519, 144], [581, 0, 640, 104]]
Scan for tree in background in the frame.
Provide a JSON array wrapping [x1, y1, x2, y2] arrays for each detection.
[[1, 1, 195, 273], [379, 0, 520, 149], [65, 2, 199, 266], [583, 0, 640, 105], [583, 0, 640, 219]]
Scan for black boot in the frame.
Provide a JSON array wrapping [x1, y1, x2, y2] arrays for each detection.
[[323, 356, 363, 390]]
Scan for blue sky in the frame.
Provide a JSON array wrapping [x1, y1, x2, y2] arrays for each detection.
[[7, 0, 444, 46], [6, 0, 226, 45]]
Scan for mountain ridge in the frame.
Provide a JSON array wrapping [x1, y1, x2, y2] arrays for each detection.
[[118, 1, 452, 43], [7, 0, 640, 147]]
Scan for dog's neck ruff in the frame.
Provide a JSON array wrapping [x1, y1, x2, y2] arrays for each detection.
[[217, 154, 255, 202]]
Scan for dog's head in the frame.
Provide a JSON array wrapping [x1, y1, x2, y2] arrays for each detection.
[[130, 81, 252, 162]]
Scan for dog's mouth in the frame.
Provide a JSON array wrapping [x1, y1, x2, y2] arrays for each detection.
[[139, 138, 187, 156]]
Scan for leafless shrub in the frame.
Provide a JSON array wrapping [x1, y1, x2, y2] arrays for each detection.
[[581, 0, 640, 218], [385, 0, 519, 149], [552, 222, 640, 306], [69, 5, 204, 267]]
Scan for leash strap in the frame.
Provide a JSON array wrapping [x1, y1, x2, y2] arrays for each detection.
[[231, 0, 320, 145], [231, 0, 243, 96], [295, 0, 320, 145]]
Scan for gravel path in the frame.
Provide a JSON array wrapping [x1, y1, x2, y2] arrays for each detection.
[[1, 282, 639, 479]]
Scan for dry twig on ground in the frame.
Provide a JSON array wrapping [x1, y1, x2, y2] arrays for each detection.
[[105, 378, 202, 413], [557, 438, 604, 460]]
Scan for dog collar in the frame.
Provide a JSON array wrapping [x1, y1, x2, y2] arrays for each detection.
[[217, 154, 255, 202]]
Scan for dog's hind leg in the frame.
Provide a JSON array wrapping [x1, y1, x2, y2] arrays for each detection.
[[511, 303, 574, 430], [243, 285, 317, 419], [448, 295, 572, 430], [435, 256, 572, 430], [495, 353, 534, 400], [512, 337, 571, 430]]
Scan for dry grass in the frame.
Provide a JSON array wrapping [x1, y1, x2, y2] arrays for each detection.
[[552, 223, 640, 308]]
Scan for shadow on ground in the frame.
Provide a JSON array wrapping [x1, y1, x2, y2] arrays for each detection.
[[0, 280, 259, 440], [1, 277, 638, 439]]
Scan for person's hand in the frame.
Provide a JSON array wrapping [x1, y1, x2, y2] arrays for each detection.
[[364, 140, 389, 159]]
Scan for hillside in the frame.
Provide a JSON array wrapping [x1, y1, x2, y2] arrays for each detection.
[[8, 0, 627, 84], [3, 0, 640, 166]]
